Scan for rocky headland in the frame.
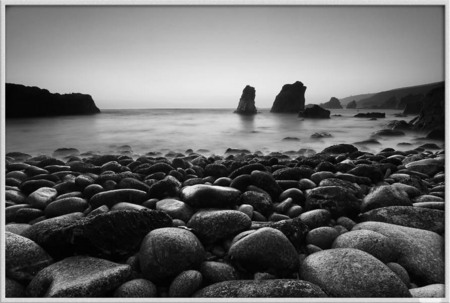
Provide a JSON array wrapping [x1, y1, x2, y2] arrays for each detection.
[[6, 83, 100, 118], [5, 143, 445, 298]]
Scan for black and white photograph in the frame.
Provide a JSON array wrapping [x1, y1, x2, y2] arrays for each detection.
[[2, 1, 448, 300]]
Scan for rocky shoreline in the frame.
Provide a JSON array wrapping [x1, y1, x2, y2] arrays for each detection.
[[5, 144, 445, 298]]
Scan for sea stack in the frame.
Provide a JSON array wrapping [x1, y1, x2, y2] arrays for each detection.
[[270, 81, 306, 113], [235, 85, 257, 115], [346, 100, 357, 109], [6, 83, 100, 118], [321, 97, 342, 109]]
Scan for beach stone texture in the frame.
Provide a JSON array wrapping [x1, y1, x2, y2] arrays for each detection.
[[181, 184, 241, 208], [26, 256, 131, 297], [194, 279, 327, 297], [300, 248, 411, 297], [360, 185, 412, 212]]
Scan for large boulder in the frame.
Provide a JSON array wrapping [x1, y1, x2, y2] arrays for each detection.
[[235, 85, 257, 115], [6, 83, 100, 117], [194, 279, 327, 297], [360, 185, 412, 212], [305, 186, 361, 218], [320, 97, 342, 109], [346, 100, 357, 109], [26, 256, 131, 297], [353, 221, 444, 285], [298, 105, 330, 119], [404, 158, 444, 177], [270, 81, 306, 113], [181, 184, 241, 208], [300, 248, 411, 297]]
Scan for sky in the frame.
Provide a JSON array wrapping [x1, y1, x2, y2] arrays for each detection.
[[5, 5, 445, 109]]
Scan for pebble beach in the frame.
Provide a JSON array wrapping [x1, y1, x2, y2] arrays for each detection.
[[4, 143, 445, 298]]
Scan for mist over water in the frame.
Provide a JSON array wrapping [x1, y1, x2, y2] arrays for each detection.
[[5, 108, 441, 158]]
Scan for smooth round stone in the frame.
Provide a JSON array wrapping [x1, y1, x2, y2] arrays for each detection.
[[287, 205, 303, 218], [6, 204, 29, 223], [310, 171, 335, 185], [298, 178, 316, 190], [169, 270, 203, 297], [392, 183, 421, 198], [275, 197, 294, 214], [90, 189, 148, 209], [83, 184, 104, 199], [299, 209, 331, 229], [361, 185, 412, 212], [5, 223, 31, 235], [353, 221, 444, 285], [279, 188, 306, 206], [386, 262, 410, 287], [414, 194, 444, 202], [238, 204, 253, 219], [347, 164, 384, 184], [359, 206, 444, 234], [307, 244, 322, 254], [404, 158, 444, 177], [181, 184, 241, 208], [156, 198, 194, 222], [213, 177, 232, 187], [409, 284, 445, 298], [86, 205, 109, 217], [187, 210, 251, 243], [111, 202, 148, 211], [272, 167, 313, 181], [57, 191, 83, 199], [5, 190, 27, 204], [139, 227, 205, 282], [332, 229, 397, 263], [228, 163, 268, 179], [5, 277, 26, 297], [413, 202, 445, 210], [26, 256, 131, 297], [269, 213, 290, 222], [319, 178, 362, 197], [75, 174, 96, 189], [6, 170, 28, 181], [113, 279, 157, 297], [44, 197, 89, 218], [250, 170, 283, 200], [300, 248, 411, 297], [20, 180, 56, 195], [306, 226, 339, 249], [14, 208, 45, 223], [336, 216, 356, 230], [6, 232, 53, 283], [228, 227, 299, 277], [26, 187, 58, 209], [238, 191, 273, 216], [333, 225, 348, 235], [194, 279, 327, 297], [118, 177, 151, 192], [305, 186, 360, 218], [200, 261, 239, 284]]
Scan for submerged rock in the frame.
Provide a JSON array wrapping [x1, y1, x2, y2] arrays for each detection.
[[354, 112, 385, 118], [235, 85, 257, 115], [298, 105, 330, 119], [270, 81, 306, 113]]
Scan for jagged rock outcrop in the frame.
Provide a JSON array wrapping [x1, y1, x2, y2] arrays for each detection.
[[400, 94, 424, 115], [298, 105, 330, 119], [320, 97, 342, 109], [270, 81, 306, 113], [6, 83, 100, 117], [409, 85, 445, 139], [346, 100, 357, 109], [235, 85, 257, 115]]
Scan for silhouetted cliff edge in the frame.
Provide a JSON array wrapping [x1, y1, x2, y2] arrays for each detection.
[[6, 83, 100, 117]]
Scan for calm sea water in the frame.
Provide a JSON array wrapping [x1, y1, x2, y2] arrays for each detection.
[[5, 108, 441, 158]]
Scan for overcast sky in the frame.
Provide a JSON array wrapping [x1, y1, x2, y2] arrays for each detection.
[[6, 5, 444, 109]]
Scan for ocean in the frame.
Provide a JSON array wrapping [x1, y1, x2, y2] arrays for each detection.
[[5, 108, 441, 158]]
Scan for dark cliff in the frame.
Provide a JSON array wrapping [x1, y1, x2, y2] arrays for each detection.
[[6, 83, 101, 118]]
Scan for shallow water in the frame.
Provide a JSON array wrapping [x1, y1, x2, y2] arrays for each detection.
[[5, 108, 442, 157]]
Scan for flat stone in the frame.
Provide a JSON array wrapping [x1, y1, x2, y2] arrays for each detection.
[[26, 187, 58, 209], [361, 185, 412, 212], [409, 284, 445, 298], [300, 248, 411, 297], [156, 198, 194, 222], [353, 221, 444, 285], [26, 256, 131, 297], [6, 232, 53, 283], [181, 184, 241, 208]]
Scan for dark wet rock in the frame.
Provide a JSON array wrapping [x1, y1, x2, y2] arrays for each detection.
[[410, 284, 445, 298], [148, 175, 182, 199], [111, 202, 147, 211], [90, 188, 148, 209], [250, 217, 309, 250], [113, 279, 157, 297], [5, 277, 26, 297], [279, 188, 306, 206], [300, 248, 411, 297], [200, 261, 239, 284], [156, 198, 194, 222], [19, 179, 56, 195], [298, 105, 330, 119], [305, 186, 360, 218], [194, 279, 327, 297], [347, 164, 383, 183], [169, 270, 203, 297], [5, 223, 31, 236], [282, 136, 300, 141], [139, 227, 205, 282], [26, 256, 130, 297], [306, 226, 339, 250], [353, 221, 444, 285], [229, 163, 267, 179], [14, 208, 44, 223], [413, 201, 444, 210], [270, 81, 307, 113], [118, 177, 151, 192], [204, 163, 229, 178], [404, 158, 444, 177], [310, 132, 332, 139], [188, 210, 251, 243], [250, 170, 283, 200], [399, 93, 424, 114], [332, 229, 397, 263], [229, 227, 298, 276], [44, 197, 89, 218], [346, 100, 357, 109], [273, 166, 313, 181], [354, 112, 385, 118], [320, 97, 342, 109], [359, 206, 444, 234], [299, 209, 331, 229], [361, 185, 412, 212], [387, 120, 410, 130], [321, 144, 358, 154], [373, 129, 405, 136], [235, 85, 257, 115], [354, 138, 381, 145], [426, 128, 445, 140], [238, 191, 273, 216], [386, 262, 410, 287], [181, 184, 241, 208], [319, 178, 362, 198], [6, 232, 53, 283], [409, 84, 444, 136], [5, 189, 27, 204]]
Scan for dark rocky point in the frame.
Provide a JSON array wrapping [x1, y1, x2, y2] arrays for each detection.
[[235, 85, 257, 115], [270, 81, 306, 113], [354, 112, 385, 118]]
